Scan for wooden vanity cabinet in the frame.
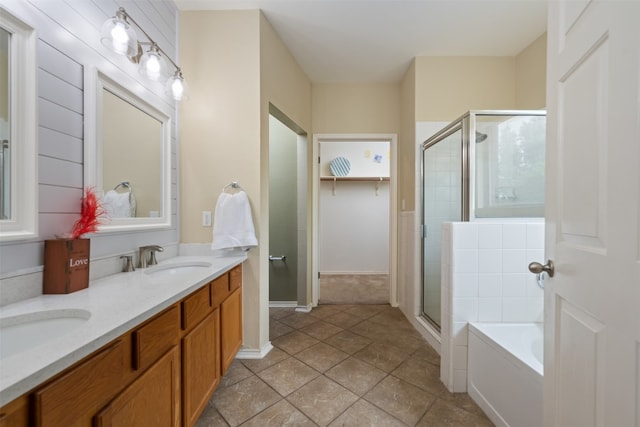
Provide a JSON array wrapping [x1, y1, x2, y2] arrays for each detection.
[[0, 395, 28, 427], [181, 285, 220, 426], [0, 263, 243, 427]]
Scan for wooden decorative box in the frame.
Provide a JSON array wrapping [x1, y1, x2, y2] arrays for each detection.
[[43, 238, 90, 294]]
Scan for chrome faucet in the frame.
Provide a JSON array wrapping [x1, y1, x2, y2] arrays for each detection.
[[138, 245, 164, 268]]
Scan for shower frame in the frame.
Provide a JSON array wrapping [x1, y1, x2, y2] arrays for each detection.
[[419, 110, 546, 331]]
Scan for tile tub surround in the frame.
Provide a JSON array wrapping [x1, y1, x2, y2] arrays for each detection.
[[196, 305, 493, 427], [440, 221, 544, 393], [0, 254, 246, 406]]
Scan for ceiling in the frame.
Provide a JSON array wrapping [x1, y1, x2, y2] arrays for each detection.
[[174, 0, 547, 83]]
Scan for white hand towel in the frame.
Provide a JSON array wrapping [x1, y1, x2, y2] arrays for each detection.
[[211, 190, 258, 250], [103, 190, 132, 218]]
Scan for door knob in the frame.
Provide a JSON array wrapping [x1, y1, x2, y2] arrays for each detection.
[[528, 260, 554, 277]]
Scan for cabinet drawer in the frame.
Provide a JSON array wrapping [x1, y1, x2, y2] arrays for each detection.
[[211, 274, 230, 308], [182, 284, 211, 332], [132, 305, 180, 370], [229, 265, 242, 292], [34, 340, 127, 427]]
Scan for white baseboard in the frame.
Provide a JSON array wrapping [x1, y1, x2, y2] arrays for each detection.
[[269, 301, 297, 308], [236, 341, 273, 359], [319, 271, 389, 276], [295, 305, 312, 313]]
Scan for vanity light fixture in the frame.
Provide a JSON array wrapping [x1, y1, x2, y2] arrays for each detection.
[[100, 7, 188, 101]]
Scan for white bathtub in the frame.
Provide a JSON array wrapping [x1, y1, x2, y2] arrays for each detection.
[[467, 322, 543, 427]]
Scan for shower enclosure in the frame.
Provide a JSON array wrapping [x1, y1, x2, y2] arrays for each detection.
[[421, 110, 546, 330]]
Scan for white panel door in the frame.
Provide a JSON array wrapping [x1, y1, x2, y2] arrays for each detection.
[[544, 1, 640, 426]]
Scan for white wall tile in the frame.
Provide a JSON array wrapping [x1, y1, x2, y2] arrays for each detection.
[[453, 250, 478, 273], [452, 322, 468, 346], [502, 298, 529, 322], [478, 224, 502, 248], [453, 273, 478, 297], [526, 223, 545, 249], [478, 274, 502, 297], [453, 223, 478, 249], [478, 298, 502, 321], [502, 224, 527, 249], [453, 298, 478, 322], [527, 297, 544, 322], [478, 249, 502, 273], [502, 249, 527, 273], [502, 273, 527, 297]]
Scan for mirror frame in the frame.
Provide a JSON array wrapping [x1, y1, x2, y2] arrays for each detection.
[[84, 67, 172, 232], [0, 7, 37, 242]]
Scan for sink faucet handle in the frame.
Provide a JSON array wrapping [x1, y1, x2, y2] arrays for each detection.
[[120, 255, 135, 272]]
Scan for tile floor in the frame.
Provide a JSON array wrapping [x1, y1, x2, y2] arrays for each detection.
[[197, 304, 493, 426]]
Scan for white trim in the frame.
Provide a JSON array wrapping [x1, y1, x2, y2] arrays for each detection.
[[295, 305, 312, 313], [236, 342, 273, 360], [0, 8, 37, 241], [312, 133, 398, 307], [268, 301, 297, 308], [84, 67, 173, 233]]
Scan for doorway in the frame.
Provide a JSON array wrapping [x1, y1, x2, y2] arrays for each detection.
[[268, 108, 308, 309], [312, 134, 398, 306]]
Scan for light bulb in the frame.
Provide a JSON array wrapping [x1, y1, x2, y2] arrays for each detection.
[[100, 10, 138, 57], [165, 72, 188, 101], [139, 44, 167, 81]]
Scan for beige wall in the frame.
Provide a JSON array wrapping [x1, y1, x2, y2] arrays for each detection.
[[311, 83, 400, 134], [515, 33, 547, 109], [179, 10, 263, 350], [259, 13, 311, 345], [180, 10, 311, 352], [399, 61, 416, 211], [414, 56, 517, 122]]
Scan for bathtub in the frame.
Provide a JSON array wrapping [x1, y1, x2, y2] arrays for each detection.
[[467, 322, 543, 427]]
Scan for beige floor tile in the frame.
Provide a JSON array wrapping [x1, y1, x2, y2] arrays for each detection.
[[299, 320, 344, 340], [328, 399, 406, 427], [323, 311, 365, 329], [412, 342, 441, 367], [270, 319, 294, 340], [391, 354, 445, 395], [272, 330, 320, 355], [241, 400, 316, 427], [352, 342, 411, 373], [256, 357, 320, 396], [294, 342, 349, 372], [364, 376, 437, 426], [438, 390, 492, 419], [325, 357, 387, 396], [195, 403, 229, 427], [324, 330, 372, 355], [342, 304, 388, 319], [212, 376, 281, 426], [287, 376, 359, 426], [278, 312, 320, 329], [220, 360, 254, 388], [308, 304, 345, 319], [240, 347, 290, 373], [417, 398, 494, 426], [270, 307, 297, 320]]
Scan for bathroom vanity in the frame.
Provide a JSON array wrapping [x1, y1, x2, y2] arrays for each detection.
[[0, 255, 245, 427]]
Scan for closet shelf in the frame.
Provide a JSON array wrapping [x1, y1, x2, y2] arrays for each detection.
[[320, 176, 390, 181]]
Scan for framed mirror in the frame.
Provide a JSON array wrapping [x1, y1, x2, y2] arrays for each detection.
[[85, 67, 172, 232], [0, 7, 37, 241]]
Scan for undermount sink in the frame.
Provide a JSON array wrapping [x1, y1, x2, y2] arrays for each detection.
[[144, 261, 212, 277], [0, 309, 91, 359]]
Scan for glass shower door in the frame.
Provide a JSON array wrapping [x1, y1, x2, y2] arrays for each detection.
[[421, 128, 463, 329]]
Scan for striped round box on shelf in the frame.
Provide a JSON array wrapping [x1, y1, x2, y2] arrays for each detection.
[[329, 157, 351, 176]]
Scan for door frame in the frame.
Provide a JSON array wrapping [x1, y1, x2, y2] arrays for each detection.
[[311, 133, 398, 307]]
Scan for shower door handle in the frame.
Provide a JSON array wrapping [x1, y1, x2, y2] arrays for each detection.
[[528, 260, 554, 277], [269, 255, 287, 262]]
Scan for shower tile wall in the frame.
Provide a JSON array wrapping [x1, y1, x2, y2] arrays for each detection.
[[440, 221, 544, 392]]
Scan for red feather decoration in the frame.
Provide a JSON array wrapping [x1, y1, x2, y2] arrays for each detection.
[[70, 188, 105, 239]]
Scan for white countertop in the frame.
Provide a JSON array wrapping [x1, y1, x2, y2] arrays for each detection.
[[0, 254, 246, 407]]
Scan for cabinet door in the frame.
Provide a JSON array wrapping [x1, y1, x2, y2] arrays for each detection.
[[182, 309, 220, 426], [0, 395, 28, 427], [94, 346, 180, 427], [220, 288, 242, 373], [34, 340, 127, 427]]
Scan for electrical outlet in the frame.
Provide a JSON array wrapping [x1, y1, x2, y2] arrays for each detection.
[[202, 211, 212, 227]]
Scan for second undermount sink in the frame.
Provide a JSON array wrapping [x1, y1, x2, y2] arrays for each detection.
[[144, 261, 212, 277], [0, 309, 91, 359]]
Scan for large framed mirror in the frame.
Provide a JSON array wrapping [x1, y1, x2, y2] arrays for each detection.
[[0, 7, 37, 241], [85, 67, 172, 232]]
